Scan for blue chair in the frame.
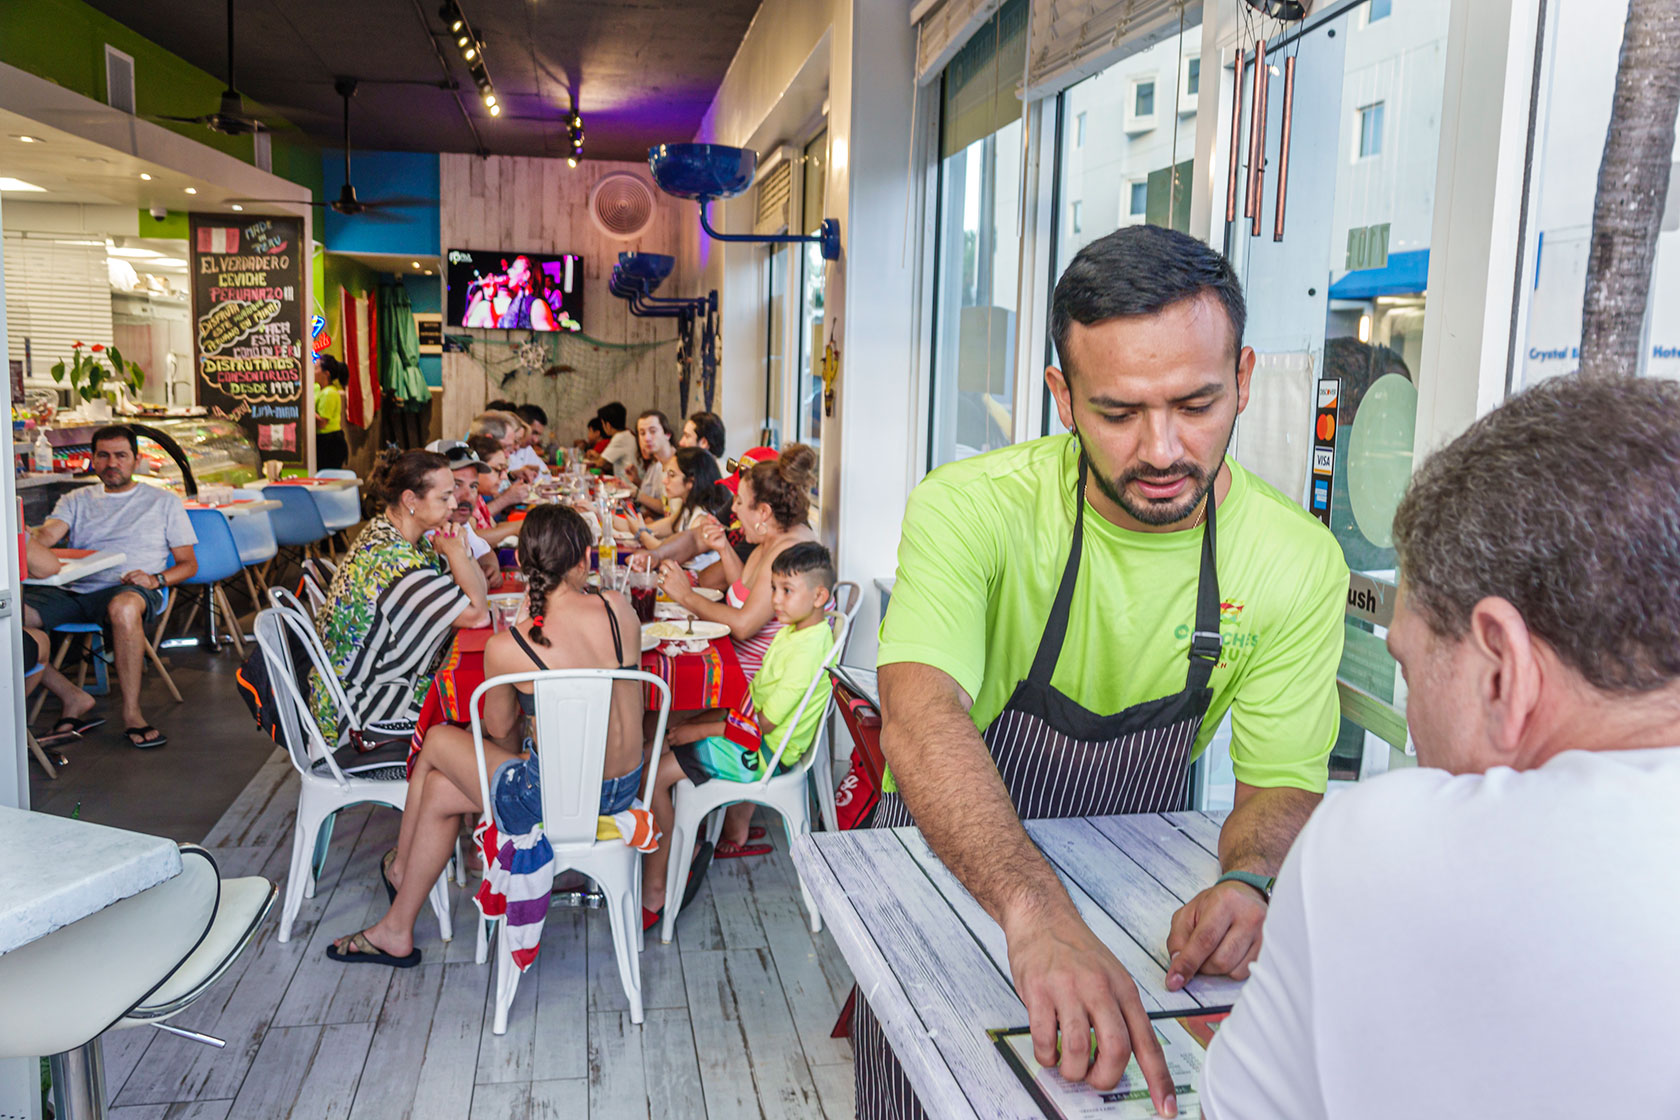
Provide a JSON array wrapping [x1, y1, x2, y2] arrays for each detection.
[[171, 508, 250, 658], [225, 505, 279, 610], [260, 485, 331, 582]]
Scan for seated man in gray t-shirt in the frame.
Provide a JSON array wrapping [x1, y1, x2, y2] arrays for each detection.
[[24, 426, 198, 750]]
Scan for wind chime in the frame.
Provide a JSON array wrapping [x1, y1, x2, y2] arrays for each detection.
[[1227, 0, 1308, 242]]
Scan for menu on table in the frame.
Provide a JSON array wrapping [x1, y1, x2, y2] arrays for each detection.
[[990, 1014, 1227, 1120], [189, 213, 307, 465]]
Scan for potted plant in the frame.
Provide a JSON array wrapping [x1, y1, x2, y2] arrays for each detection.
[[50, 341, 146, 421]]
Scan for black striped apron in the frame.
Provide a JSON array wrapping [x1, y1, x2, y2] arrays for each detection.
[[854, 464, 1223, 1120]]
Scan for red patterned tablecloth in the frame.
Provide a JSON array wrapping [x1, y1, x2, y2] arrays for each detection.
[[408, 625, 748, 775]]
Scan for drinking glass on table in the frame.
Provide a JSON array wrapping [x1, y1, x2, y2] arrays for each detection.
[[627, 568, 658, 624]]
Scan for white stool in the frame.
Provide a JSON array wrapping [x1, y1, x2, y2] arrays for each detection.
[[0, 845, 276, 1119]]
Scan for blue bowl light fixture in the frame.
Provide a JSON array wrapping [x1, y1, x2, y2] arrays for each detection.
[[610, 252, 719, 415], [647, 143, 841, 261]]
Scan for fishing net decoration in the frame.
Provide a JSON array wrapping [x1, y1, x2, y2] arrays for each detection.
[[448, 328, 681, 435]]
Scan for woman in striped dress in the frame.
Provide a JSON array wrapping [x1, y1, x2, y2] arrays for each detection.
[[310, 449, 491, 747], [654, 443, 819, 854]]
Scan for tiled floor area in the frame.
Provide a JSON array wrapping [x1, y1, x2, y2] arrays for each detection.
[[93, 749, 857, 1119]]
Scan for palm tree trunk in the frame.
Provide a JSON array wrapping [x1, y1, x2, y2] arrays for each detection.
[[1579, 0, 1680, 379]]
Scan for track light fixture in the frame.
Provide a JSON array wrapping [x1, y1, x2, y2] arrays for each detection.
[[440, 1, 497, 116], [566, 105, 584, 166]]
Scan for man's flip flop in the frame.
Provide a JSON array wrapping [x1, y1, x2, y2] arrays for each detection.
[[714, 839, 773, 860], [45, 716, 105, 742], [325, 931, 420, 968], [125, 726, 167, 749]]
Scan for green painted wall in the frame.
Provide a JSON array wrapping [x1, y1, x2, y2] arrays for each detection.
[[0, 0, 321, 200]]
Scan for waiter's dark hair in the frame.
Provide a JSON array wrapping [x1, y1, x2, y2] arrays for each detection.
[[1050, 226, 1246, 376]]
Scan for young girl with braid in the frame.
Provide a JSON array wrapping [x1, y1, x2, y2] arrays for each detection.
[[328, 504, 646, 968]]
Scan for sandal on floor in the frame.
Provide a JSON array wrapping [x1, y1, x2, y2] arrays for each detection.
[[714, 839, 772, 860], [380, 849, 399, 904], [125, 726, 167, 750], [325, 931, 420, 968], [38, 721, 82, 747], [47, 716, 105, 741], [748, 825, 767, 841], [642, 906, 663, 932]]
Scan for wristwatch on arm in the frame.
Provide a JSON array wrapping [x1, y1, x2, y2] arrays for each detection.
[[156, 570, 169, 589], [1214, 869, 1276, 903]]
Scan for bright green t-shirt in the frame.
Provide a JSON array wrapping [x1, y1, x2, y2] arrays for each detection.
[[878, 435, 1347, 793], [751, 621, 837, 766], [316, 382, 344, 433]]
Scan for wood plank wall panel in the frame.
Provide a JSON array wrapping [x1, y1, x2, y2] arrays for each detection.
[[438, 155, 689, 443]]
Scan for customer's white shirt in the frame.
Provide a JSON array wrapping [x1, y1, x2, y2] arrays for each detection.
[[1202, 746, 1680, 1120], [601, 430, 638, 479], [508, 445, 546, 475]]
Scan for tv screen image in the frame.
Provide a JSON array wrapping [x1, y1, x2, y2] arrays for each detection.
[[445, 249, 583, 332]]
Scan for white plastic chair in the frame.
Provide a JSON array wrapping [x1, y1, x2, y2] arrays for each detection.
[[254, 608, 453, 944], [806, 579, 862, 834], [469, 667, 672, 1032], [659, 603, 858, 945], [0, 844, 274, 1120]]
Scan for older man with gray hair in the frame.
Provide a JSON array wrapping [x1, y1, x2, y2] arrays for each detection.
[[1199, 375, 1680, 1118]]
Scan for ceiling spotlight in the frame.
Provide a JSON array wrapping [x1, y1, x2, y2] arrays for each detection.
[[184, 186, 198, 194], [411, 260, 421, 269], [567, 156, 578, 168], [464, 45, 477, 60], [450, 17, 463, 31], [456, 33, 470, 47], [424, 269, 434, 275], [231, 203, 244, 211], [489, 103, 502, 117], [15, 135, 40, 143], [139, 172, 153, 181], [484, 92, 497, 108]]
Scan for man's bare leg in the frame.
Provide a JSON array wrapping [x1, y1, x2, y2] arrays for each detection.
[[108, 591, 151, 736]]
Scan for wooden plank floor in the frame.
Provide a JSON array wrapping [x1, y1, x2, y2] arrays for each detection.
[[109, 750, 857, 1120]]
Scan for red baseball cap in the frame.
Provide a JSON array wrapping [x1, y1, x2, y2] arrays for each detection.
[[721, 445, 779, 494]]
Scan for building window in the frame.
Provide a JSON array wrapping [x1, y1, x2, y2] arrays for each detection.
[[1367, 0, 1392, 23], [1128, 179, 1149, 220], [927, 0, 1028, 470], [1134, 80, 1155, 118], [1183, 56, 1200, 101], [1071, 200, 1083, 233], [1358, 102, 1385, 158], [1075, 111, 1086, 148]]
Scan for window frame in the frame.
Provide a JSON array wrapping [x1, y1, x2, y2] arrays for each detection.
[[1125, 74, 1159, 132], [1357, 100, 1385, 159], [1180, 54, 1201, 112]]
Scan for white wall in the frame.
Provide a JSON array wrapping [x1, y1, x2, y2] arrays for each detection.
[[688, 0, 919, 667]]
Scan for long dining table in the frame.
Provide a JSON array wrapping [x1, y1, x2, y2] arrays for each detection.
[[792, 811, 1243, 1120]]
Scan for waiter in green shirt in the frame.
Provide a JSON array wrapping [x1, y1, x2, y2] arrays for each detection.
[[857, 227, 1347, 1119]]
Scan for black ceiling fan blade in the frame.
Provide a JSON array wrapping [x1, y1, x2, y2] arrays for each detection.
[[227, 198, 328, 208], [358, 196, 438, 209], [153, 114, 214, 125]]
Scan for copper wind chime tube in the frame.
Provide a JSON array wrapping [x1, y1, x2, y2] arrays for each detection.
[[1249, 38, 1269, 236], [1226, 45, 1246, 224], [1274, 53, 1296, 241]]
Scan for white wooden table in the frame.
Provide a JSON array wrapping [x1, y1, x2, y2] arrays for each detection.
[[241, 478, 359, 492], [23, 549, 127, 587], [0, 806, 181, 955], [191, 498, 281, 515], [792, 812, 1241, 1120]]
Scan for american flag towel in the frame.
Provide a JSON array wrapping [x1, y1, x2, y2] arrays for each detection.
[[472, 804, 662, 972]]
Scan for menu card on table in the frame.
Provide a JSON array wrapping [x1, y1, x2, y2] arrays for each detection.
[[990, 1014, 1226, 1120]]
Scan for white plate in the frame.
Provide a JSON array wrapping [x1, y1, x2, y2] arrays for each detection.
[[641, 630, 660, 652], [692, 587, 724, 601], [642, 619, 730, 642], [655, 602, 695, 620]]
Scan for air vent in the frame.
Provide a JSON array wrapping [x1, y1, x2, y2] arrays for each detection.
[[254, 131, 272, 173], [754, 155, 794, 236], [588, 172, 658, 240], [104, 45, 136, 114]]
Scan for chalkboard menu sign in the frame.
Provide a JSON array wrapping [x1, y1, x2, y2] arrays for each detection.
[[188, 213, 307, 462]]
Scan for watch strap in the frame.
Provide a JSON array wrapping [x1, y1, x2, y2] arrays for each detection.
[[1215, 869, 1276, 903]]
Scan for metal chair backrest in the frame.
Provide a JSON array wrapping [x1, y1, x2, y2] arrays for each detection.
[[261, 485, 330, 547], [469, 668, 671, 849], [832, 580, 862, 659], [253, 608, 342, 781], [758, 602, 859, 781], [183, 508, 245, 584], [265, 587, 365, 750]]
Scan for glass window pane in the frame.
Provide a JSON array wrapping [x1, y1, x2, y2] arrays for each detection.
[[1186, 57, 1201, 97], [1224, 0, 1452, 776], [797, 129, 828, 456], [928, 0, 1027, 469], [1369, 0, 1392, 21], [1135, 80, 1155, 118], [1518, 0, 1680, 387]]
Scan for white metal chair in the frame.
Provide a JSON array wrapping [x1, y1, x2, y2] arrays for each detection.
[[659, 603, 858, 945], [806, 579, 862, 834], [253, 608, 453, 943], [470, 667, 672, 1032], [296, 557, 337, 617], [0, 844, 275, 1119]]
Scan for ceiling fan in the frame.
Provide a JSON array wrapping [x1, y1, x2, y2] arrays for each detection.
[[232, 79, 434, 221], [150, 0, 283, 136]]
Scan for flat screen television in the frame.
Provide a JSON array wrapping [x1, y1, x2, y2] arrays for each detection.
[[445, 248, 583, 332]]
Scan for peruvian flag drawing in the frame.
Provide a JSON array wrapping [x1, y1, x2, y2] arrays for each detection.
[[196, 226, 240, 254]]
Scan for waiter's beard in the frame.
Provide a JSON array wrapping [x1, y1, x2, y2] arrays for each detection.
[[1072, 419, 1234, 527]]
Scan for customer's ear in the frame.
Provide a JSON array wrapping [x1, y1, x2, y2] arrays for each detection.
[[1467, 597, 1541, 762]]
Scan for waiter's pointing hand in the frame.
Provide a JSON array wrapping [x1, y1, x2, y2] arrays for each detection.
[[1006, 902, 1178, 1117], [1164, 879, 1269, 990]]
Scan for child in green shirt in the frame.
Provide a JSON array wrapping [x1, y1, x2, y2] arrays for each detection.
[[641, 542, 838, 924]]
